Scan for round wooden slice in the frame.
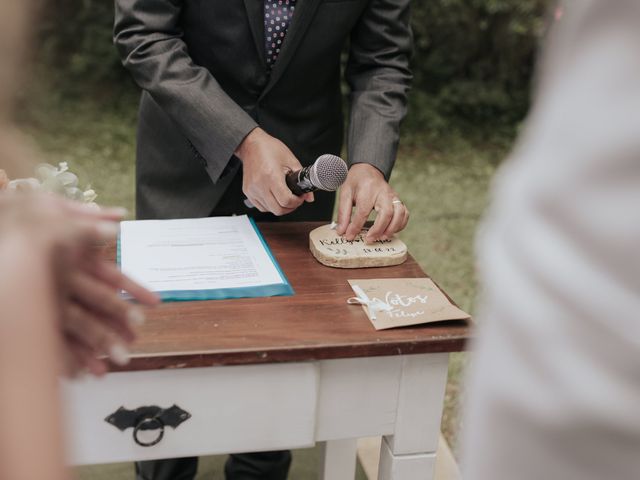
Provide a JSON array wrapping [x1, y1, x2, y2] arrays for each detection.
[[309, 224, 408, 268]]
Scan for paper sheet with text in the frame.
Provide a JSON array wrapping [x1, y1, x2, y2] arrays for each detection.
[[119, 215, 292, 301]]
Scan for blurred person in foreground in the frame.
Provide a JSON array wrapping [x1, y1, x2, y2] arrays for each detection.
[[0, 2, 159, 479], [463, 1, 640, 479], [0, 194, 159, 480]]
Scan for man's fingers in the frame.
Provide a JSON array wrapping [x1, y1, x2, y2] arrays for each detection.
[[250, 197, 268, 213], [365, 197, 394, 243], [346, 195, 374, 240], [262, 192, 285, 216], [264, 190, 297, 216], [336, 186, 354, 236], [250, 187, 305, 216], [272, 182, 304, 211], [243, 182, 267, 212], [400, 208, 410, 231], [381, 203, 408, 240], [303, 192, 315, 203], [246, 185, 295, 215]]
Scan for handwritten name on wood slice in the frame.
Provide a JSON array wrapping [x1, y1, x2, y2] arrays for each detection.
[[309, 224, 408, 269]]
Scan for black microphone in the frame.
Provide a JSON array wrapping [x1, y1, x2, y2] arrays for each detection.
[[285, 154, 348, 195], [244, 154, 348, 209]]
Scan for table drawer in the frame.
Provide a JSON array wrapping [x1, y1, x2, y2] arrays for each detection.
[[63, 362, 318, 465]]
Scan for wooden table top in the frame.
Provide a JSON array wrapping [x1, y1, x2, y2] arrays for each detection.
[[108, 222, 471, 372]]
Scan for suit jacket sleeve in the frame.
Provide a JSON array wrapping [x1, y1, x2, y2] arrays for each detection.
[[113, 0, 258, 183], [345, 0, 413, 179]]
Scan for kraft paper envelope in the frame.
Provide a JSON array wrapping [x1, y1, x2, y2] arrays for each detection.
[[348, 278, 471, 330]]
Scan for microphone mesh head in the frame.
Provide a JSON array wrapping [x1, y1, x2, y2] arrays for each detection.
[[309, 154, 348, 191]]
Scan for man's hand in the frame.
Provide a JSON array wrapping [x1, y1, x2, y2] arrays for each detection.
[[235, 128, 313, 215], [336, 163, 409, 243]]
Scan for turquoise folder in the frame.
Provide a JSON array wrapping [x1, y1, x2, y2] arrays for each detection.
[[118, 218, 294, 302]]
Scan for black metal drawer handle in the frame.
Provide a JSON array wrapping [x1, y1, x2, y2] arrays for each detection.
[[105, 405, 191, 447]]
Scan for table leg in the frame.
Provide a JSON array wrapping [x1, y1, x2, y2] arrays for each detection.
[[378, 353, 449, 480], [319, 438, 358, 480]]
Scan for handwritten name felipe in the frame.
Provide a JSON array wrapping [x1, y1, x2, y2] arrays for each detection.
[[376, 291, 428, 319]]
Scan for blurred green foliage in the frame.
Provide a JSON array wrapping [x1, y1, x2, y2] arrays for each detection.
[[34, 0, 551, 134], [406, 0, 550, 136], [36, 1, 127, 88]]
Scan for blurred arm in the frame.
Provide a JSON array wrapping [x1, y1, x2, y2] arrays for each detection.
[[0, 233, 69, 480], [113, 0, 257, 183]]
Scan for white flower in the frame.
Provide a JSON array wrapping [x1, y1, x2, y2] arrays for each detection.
[[37, 162, 79, 195], [35, 163, 59, 181], [9, 162, 98, 204], [83, 188, 97, 203], [7, 177, 40, 192]]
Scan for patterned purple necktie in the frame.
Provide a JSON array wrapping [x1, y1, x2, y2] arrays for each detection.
[[264, 0, 297, 70]]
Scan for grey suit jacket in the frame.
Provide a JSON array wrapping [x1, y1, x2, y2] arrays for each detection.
[[114, 0, 412, 220]]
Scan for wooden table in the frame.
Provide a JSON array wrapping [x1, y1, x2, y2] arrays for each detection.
[[63, 222, 470, 480]]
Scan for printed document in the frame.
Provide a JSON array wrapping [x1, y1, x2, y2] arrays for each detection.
[[119, 216, 291, 300]]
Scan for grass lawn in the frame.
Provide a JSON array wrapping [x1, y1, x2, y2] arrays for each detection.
[[18, 92, 508, 479]]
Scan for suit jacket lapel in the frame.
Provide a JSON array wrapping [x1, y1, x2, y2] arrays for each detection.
[[260, 0, 322, 99], [243, 0, 266, 67]]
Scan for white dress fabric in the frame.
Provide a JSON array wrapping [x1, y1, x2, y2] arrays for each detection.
[[462, 1, 640, 479]]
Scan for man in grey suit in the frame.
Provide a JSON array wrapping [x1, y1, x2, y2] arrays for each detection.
[[114, 0, 412, 478]]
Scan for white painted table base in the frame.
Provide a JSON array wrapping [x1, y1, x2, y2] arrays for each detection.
[[63, 353, 449, 480]]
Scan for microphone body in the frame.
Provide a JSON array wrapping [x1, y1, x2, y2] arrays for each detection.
[[286, 154, 348, 195], [244, 154, 348, 210], [286, 165, 318, 195]]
